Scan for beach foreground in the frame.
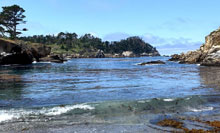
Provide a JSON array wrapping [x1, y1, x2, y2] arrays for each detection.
[[1, 57, 220, 132]]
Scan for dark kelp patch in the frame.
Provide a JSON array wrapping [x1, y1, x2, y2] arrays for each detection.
[[157, 118, 220, 133]]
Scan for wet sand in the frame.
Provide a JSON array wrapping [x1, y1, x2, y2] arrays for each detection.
[[1, 114, 220, 133]]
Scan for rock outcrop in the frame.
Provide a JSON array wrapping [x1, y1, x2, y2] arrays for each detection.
[[0, 38, 51, 65], [141, 50, 160, 56], [169, 27, 220, 66], [138, 60, 165, 65], [39, 54, 67, 63], [30, 43, 51, 61], [95, 50, 105, 58], [122, 51, 134, 57]]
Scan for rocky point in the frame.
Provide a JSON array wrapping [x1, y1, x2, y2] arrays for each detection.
[[169, 27, 220, 66]]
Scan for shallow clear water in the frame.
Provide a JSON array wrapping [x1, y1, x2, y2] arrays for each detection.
[[0, 57, 220, 127]]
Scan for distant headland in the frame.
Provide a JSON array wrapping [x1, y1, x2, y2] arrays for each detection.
[[0, 5, 160, 65]]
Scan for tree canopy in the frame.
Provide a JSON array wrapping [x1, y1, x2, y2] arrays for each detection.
[[19, 32, 158, 55], [0, 5, 158, 55], [0, 4, 27, 39]]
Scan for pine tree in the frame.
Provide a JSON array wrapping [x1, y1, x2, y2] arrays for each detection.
[[0, 5, 27, 39]]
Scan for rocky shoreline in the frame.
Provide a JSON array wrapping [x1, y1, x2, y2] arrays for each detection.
[[0, 38, 51, 64], [169, 27, 220, 66], [0, 38, 160, 65]]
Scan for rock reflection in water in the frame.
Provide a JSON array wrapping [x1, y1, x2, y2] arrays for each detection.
[[0, 73, 24, 100], [199, 66, 220, 90]]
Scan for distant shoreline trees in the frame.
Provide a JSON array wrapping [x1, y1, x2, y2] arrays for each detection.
[[0, 5, 27, 39], [0, 5, 158, 55], [19, 33, 158, 55]]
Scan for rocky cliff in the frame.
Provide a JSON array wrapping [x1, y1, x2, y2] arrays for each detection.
[[169, 27, 220, 66], [0, 38, 51, 65]]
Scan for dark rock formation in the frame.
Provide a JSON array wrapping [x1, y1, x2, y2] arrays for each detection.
[[0, 51, 33, 65], [138, 60, 165, 65], [95, 50, 105, 58], [169, 54, 181, 61], [169, 27, 220, 66], [31, 43, 51, 61], [39, 54, 67, 63], [0, 38, 51, 65]]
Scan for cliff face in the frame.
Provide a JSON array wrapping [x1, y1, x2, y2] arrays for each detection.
[[0, 38, 51, 65], [170, 27, 220, 66]]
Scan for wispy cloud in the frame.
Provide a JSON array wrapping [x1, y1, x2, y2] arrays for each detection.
[[142, 33, 202, 55], [149, 18, 191, 32], [103, 32, 202, 55]]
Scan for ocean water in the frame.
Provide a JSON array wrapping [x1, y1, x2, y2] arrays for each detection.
[[0, 56, 220, 131]]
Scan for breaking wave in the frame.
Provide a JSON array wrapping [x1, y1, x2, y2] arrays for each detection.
[[0, 95, 217, 123], [0, 104, 94, 123]]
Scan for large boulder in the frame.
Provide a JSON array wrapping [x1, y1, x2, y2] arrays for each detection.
[[122, 51, 134, 57], [179, 50, 202, 64], [201, 46, 220, 66], [138, 60, 165, 65], [95, 50, 105, 58], [169, 54, 182, 61]]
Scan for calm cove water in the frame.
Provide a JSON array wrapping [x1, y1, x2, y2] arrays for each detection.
[[1, 56, 220, 131]]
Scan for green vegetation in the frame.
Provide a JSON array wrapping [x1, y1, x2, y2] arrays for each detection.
[[19, 33, 158, 55], [0, 5, 27, 39], [0, 4, 158, 56]]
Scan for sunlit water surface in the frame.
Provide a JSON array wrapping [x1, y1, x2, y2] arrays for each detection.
[[0, 57, 220, 130]]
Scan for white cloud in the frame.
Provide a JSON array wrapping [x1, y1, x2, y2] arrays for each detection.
[[103, 32, 202, 55], [142, 34, 202, 55]]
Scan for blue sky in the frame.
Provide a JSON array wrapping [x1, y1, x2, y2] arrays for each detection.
[[1, 0, 220, 55]]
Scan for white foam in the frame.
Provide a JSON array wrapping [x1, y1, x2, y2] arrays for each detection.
[[45, 104, 95, 116], [40, 62, 51, 64], [188, 107, 214, 112], [138, 99, 151, 103], [197, 64, 201, 66], [0, 113, 14, 122], [138, 100, 146, 103], [186, 98, 191, 100], [0, 104, 94, 123], [163, 98, 175, 102]]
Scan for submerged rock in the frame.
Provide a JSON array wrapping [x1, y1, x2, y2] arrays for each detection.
[[157, 119, 183, 129], [157, 118, 220, 132], [138, 60, 165, 65], [0, 74, 21, 82], [169, 27, 220, 66]]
